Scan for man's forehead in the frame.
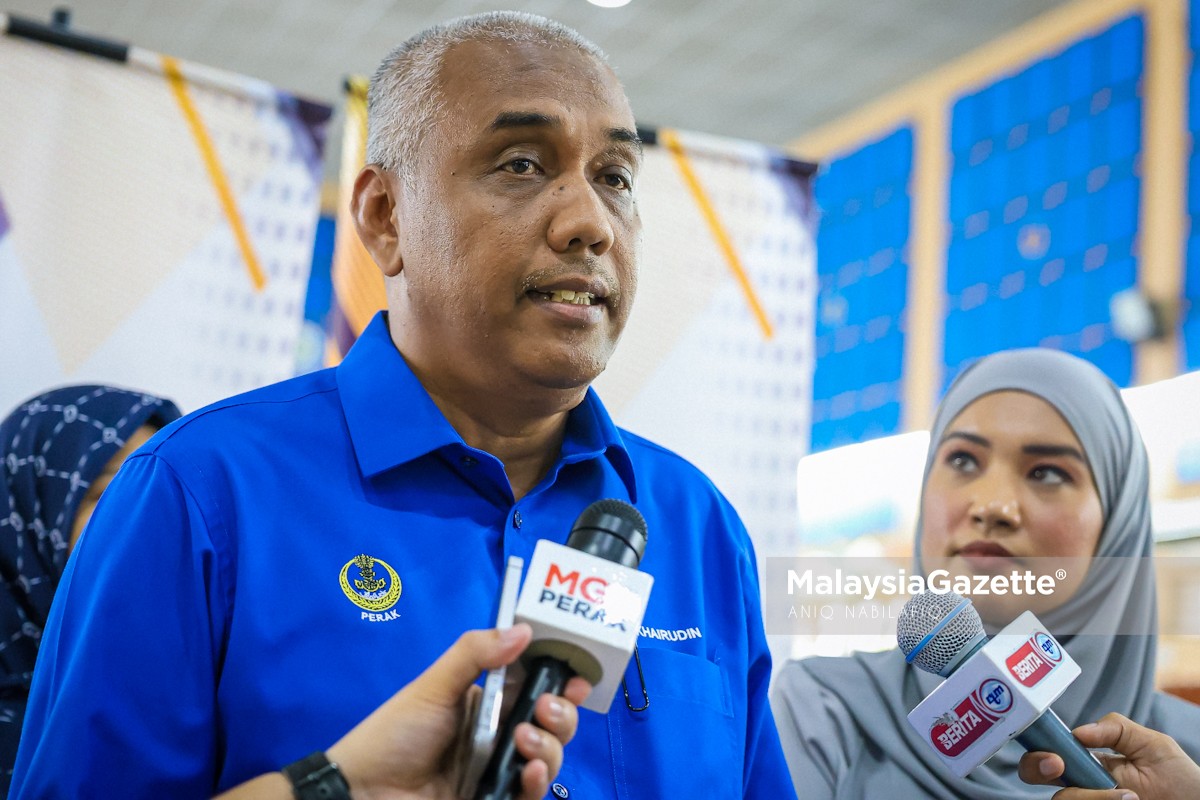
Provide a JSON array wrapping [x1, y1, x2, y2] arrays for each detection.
[[437, 38, 633, 118]]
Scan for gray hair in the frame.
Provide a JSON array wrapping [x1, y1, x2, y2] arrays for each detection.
[[366, 11, 611, 185]]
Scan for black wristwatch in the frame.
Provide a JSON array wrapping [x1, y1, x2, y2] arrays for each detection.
[[282, 751, 352, 800]]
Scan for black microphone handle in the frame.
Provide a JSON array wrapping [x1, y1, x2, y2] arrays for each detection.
[[474, 656, 575, 800], [1015, 708, 1117, 790]]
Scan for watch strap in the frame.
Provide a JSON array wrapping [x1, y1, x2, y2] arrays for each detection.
[[282, 751, 351, 800]]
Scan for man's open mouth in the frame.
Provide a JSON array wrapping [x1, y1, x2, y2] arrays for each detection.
[[529, 289, 598, 306]]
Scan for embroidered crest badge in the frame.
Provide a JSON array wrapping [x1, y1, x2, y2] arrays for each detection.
[[339, 554, 402, 612]]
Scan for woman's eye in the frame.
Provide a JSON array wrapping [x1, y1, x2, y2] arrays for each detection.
[[1030, 465, 1069, 485], [946, 451, 978, 473]]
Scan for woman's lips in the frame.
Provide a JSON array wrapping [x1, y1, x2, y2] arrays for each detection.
[[957, 541, 1014, 558], [955, 540, 1018, 573]]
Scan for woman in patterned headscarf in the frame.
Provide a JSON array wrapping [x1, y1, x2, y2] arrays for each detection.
[[0, 385, 180, 789], [770, 348, 1200, 800]]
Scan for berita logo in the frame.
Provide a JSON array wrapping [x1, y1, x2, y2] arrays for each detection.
[[340, 554, 402, 620], [1005, 631, 1063, 687], [928, 679, 1012, 757]]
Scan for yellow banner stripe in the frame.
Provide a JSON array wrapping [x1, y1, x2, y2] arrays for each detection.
[[659, 129, 774, 339], [161, 55, 266, 291]]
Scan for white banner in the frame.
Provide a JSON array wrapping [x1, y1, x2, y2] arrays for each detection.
[[0, 27, 330, 415]]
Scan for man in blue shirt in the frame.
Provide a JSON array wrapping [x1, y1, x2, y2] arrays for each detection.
[[12, 11, 794, 800]]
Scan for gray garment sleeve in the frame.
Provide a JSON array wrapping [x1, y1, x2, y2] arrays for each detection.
[[770, 659, 865, 800]]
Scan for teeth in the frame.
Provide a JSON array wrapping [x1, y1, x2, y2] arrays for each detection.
[[546, 289, 595, 305]]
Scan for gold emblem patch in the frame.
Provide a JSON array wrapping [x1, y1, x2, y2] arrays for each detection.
[[339, 554, 402, 611]]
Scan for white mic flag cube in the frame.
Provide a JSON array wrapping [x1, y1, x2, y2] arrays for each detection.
[[515, 540, 654, 713], [906, 611, 1080, 777]]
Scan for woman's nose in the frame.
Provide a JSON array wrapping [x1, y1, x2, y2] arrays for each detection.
[[969, 495, 1022, 531]]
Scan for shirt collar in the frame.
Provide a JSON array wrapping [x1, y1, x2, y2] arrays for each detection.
[[336, 312, 637, 501]]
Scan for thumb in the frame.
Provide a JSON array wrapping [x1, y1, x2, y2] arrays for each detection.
[[410, 624, 533, 707], [1073, 713, 1153, 758]]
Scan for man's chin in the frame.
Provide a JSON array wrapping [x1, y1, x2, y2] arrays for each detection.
[[518, 344, 614, 392]]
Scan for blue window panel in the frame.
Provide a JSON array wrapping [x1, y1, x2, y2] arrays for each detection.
[[1184, 315, 1200, 371], [1009, 68, 1032, 121], [1055, 273, 1088, 335], [1109, 256, 1136, 290], [946, 239, 973, 295], [890, 128, 914, 174], [1064, 195, 1092, 254], [812, 126, 913, 451], [1103, 101, 1141, 160], [1107, 17, 1144, 84], [883, 333, 906, 375], [1086, 192, 1111, 242], [975, 300, 1003, 354], [950, 171, 974, 222], [985, 80, 1013, 137], [1087, 340, 1133, 386], [1190, 155, 1200, 218], [1187, 234, 1200, 296], [1016, 278, 1043, 328], [1192, 0, 1200, 50], [881, 199, 910, 246], [1024, 60, 1055, 119], [952, 92, 980, 152], [1103, 179, 1139, 240], [1065, 39, 1096, 102], [1183, 66, 1199, 125], [1065, 120, 1094, 178]]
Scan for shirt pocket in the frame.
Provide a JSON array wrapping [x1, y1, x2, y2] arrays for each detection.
[[607, 646, 740, 799]]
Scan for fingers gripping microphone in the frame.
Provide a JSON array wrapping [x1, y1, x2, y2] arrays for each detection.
[[898, 592, 1116, 789], [474, 499, 651, 800]]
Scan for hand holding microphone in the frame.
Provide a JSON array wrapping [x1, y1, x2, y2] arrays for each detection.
[[898, 591, 1117, 790], [1018, 712, 1200, 800], [473, 499, 653, 800], [213, 624, 588, 800]]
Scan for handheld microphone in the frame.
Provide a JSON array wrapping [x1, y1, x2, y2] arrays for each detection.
[[473, 499, 653, 800], [898, 591, 1116, 789]]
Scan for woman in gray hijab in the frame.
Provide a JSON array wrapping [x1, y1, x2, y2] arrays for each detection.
[[770, 348, 1200, 799]]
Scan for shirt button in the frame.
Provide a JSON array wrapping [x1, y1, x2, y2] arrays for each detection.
[[460, 455, 477, 466], [551, 783, 569, 799], [512, 510, 523, 529]]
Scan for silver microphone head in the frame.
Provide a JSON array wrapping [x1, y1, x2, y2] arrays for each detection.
[[897, 591, 986, 677]]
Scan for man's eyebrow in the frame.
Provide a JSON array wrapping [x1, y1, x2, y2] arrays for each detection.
[[487, 113, 643, 156], [489, 111, 560, 132], [609, 126, 643, 155]]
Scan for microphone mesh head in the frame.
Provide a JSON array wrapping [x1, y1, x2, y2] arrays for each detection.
[[568, 499, 648, 566], [897, 591, 984, 675], [584, 499, 648, 541]]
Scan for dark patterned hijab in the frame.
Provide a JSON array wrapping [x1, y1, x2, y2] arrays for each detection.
[[0, 385, 179, 787]]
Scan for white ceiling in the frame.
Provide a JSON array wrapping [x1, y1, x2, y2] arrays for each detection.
[[3, 0, 1071, 150]]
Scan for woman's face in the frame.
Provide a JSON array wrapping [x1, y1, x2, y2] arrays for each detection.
[[919, 390, 1104, 621], [70, 424, 157, 549]]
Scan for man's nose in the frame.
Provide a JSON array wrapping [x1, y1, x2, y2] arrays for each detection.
[[546, 177, 615, 256]]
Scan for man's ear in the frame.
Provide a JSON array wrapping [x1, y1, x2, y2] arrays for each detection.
[[351, 164, 405, 278]]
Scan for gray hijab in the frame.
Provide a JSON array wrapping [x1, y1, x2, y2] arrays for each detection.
[[772, 348, 1200, 799]]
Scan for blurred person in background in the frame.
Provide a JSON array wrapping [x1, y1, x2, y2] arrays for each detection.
[[0, 385, 180, 793], [771, 348, 1200, 799]]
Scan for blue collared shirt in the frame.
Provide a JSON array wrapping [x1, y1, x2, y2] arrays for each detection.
[[12, 313, 794, 799]]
